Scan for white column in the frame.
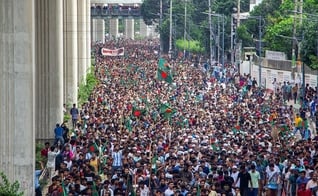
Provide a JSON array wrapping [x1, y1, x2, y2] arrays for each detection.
[[63, 0, 78, 104], [91, 18, 98, 43], [109, 18, 119, 39], [125, 18, 135, 39], [78, 0, 87, 83], [86, 0, 91, 71], [96, 19, 105, 43], [139, 18, 148, 38], [35, 0, 64, 140], [0, 0, 35, 195], [48, 0, 64, 135]]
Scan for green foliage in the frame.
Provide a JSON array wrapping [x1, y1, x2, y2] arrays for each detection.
[[263, 17, 294, 58], [236, 25, 254, 47], [36, 143, 45, 166], [176, 39, 204, 53], [0, 172, 24, 196], [78, 67, 98, 106]]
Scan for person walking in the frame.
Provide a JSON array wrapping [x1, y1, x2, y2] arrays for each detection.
[[235, 165, 252, 196], [249, 164, 260, 196]]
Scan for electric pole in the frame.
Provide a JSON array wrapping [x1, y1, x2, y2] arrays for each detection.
[[208, 0, 213, 65], [169, 0, 173, 58]]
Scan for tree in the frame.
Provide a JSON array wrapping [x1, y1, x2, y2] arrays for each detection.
[[176, 39, 205, 53]]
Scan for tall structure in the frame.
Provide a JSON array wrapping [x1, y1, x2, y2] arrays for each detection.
[[0, 1, 36, 195], [0, 0, 91, 194]]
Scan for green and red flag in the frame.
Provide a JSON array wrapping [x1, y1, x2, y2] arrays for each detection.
[[132, 107, 146, 118], [157, 68, 173, 83], [88, 142, 99, 153], [157, 58, 172, 83], [158, 58, 170, 70], [160, 103, 175, 119]]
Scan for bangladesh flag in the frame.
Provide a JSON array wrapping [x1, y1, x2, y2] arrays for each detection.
[[132, 107, 146, 118], [160, 103, 175, 119], [158, 58, 170, 71], [157, 58, 172, 83], [88, 142, 99, 153], [157, 68, 173, 83]]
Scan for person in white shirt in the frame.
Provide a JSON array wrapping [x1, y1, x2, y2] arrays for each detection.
[[46, 146, 60, 183], [306, 173, 318, 195], [164, 182, 175, 196], [231, 165, 240, 188]]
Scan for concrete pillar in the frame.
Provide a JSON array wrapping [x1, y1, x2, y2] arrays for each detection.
[[0, 0, 35, 195], [96, 19, 105, 43], [78, 0, 87, 83], [35, 0, 64, 140], [91, 18, 98, 43], [63, 0, 78, 104], [86, 0, 91, 70], [125, 18, 135, 40], [109, 18, 119, 39], [139, 19, 148, 38]]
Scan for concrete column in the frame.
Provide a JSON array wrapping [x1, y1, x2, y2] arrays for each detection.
[[125, 18, 135, 39], [63, 0, 78, 104], [86, 0, 91, 71], [78, 0, 87, 83], [48, 0, 64, 137], [139, 18, 148, 38], [109, 18, 119, 39], [96, 19, 105, 43], [35, 0, 64, 140], [91, 18, 98, 43], [0, 0, 35, 195]]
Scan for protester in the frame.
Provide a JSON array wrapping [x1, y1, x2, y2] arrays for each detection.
[[44, 39, 318, 196]]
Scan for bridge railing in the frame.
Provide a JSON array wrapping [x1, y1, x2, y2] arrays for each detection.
[[91, 7, 141, 17]]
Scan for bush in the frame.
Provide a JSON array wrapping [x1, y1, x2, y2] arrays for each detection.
[[78, 66, 98, 106], [0, 172, 24, 196]]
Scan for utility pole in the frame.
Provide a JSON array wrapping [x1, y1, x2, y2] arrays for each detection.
[[222, 14, 225, 69], [217, 17, 220, 65], [237, 0, 240, 27], [160, 0, 163, 56], [292, 0, 298, 78], [258, 16, 262, 86], [169, 0, 173, 58], [208, 0, 213, 65], [184, 0, 187, 58]]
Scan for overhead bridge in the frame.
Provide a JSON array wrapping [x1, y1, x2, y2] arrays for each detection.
[[91, 5, 141, 18], [91, 0, 157, 41]]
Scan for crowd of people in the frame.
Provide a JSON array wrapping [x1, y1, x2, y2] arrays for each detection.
[[40, 39, 318, 196]]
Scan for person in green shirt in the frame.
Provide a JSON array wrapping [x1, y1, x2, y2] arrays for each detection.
[[249, 164, 261, 196]]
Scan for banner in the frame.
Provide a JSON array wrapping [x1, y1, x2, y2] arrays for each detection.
[[101, 47, 124, 56]]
